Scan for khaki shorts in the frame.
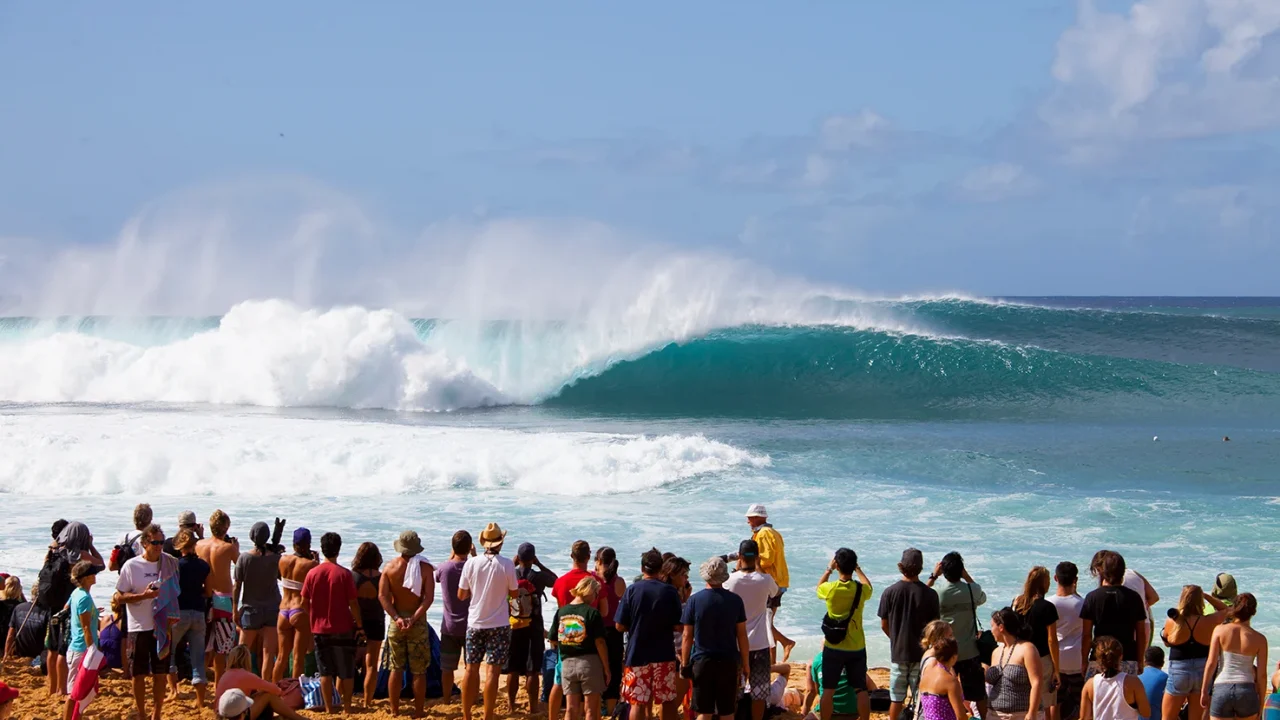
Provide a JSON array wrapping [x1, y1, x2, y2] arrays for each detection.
[[562, 655, 606, 696]]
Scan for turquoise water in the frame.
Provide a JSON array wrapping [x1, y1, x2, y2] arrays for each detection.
[[0, 296, 1277, 663]]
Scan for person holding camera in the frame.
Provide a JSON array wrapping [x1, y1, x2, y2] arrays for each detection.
[[817, 548, 872, 720]]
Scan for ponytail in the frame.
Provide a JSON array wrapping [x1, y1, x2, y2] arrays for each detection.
[[1226, 593, 1257, 624], [993, 607, 1032, 643]]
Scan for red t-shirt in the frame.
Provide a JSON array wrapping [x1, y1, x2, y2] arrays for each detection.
[[552, 568, 608, 615], [301, 562, 358, 635]]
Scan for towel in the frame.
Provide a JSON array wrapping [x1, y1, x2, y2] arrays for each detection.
[[69, 644, 107, 720], [402, 555, 433, 597], [151, 553, 181, 660]]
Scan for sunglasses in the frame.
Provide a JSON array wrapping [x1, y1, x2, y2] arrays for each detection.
[[148, 539, 165, 546]]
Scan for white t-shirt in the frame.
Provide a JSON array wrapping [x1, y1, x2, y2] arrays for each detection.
[[116, 557, 161, 632], [1122, 570, 1153, 632], [724, 570, 779, 651], [1048, 592, 1085, 674], [458, 552, 518, 630]]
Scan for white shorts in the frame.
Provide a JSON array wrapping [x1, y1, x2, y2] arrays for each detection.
[[67, 648, 85, 693]]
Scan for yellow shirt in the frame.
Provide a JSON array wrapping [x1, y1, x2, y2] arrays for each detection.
[[816, 579, 868, 651], [753, 524, 789, 589]]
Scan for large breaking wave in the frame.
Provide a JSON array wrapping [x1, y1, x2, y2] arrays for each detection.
[[2, 297, 1278, 420]]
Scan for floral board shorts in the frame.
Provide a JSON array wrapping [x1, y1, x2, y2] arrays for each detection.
[[465, 626, 512, 667], [622, 661, 678, 705]]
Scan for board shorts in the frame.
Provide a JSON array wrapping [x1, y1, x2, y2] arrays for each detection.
[[622, 661, 678, 705], [890, 662, 922, 703], [768, 586, 787, 611], [124, 631, 163, 679], [440, 634, 466, 672], [387, 617, 431, 675], [747, 649, 771, 701], [821, 647, 867, 692], [505, 624, 546, 675], [465, 626, 511, 667], [207, 593, 237, 655], [314, 633, 357, 680]]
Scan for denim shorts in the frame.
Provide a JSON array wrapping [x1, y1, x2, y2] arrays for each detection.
[[1166, 657, 1207, 696], [1210, 683, 1261, 719]]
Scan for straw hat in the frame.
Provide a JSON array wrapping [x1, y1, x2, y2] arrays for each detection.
[[478, 523, 507, 550]]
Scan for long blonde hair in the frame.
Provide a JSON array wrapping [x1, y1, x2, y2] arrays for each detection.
[[1174, 585, 1205, 622], [1, 577, 24, 602], [1013, 566, 1050, 615], [227, 645, 253, 671]]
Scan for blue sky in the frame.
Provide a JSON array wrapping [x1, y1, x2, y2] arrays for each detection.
[[2, 2, 1279, 297]]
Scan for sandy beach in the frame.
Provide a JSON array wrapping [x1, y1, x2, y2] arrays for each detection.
[[0, 660, 892, 720]]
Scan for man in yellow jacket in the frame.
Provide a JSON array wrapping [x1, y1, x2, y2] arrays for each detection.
[[745, 503, 795, 661]]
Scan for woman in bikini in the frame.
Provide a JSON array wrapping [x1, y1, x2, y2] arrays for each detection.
[[1162, 585, 1229, 720], [351, 542, 385, 709], [274, 528, 318, 681], [918, 637, 968, 720]]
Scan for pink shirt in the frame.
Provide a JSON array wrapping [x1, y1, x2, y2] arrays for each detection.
[[215, 668, 280, 705]]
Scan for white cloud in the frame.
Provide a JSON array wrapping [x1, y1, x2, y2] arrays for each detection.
[[802, 154, 836, 187], [958, 163, 1040, 202], [819, 110, 890, 152], [1043, 0, 1280, 143]]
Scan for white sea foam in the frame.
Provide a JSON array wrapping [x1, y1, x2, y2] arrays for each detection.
[[0, 411, 770, 497]]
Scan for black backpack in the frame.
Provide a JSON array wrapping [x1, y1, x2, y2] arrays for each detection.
[[820, 582, 863, 644], [109, 532, 140, 572], [35, 554, 74, 612]]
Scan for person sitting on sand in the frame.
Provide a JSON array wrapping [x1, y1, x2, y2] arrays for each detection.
[[680, 557, 749, 720], [213, 645, 307, 720], [802, 653, 880, 720], [234, 521, 284, 678], [459, 523, 518, 720], [303, 532, 364, 716], [379, 530, 435, 718], [275, 527, 318, 682], [197, 509, 241, 686], [0, 576, 24, 633], [351, 541, 385, 709], [99, 597, 125, 671]]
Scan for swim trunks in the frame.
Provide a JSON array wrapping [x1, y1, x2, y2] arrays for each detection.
[[207, 593, 237, 655], [387, 617, 431, 675]]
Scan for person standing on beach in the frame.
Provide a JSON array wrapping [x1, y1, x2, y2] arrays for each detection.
[[115, 523, 175, 720], [62, 561, 101, 720], [724, 539, 779, 720], [551, 576, 611, 720], [1081, 551, 1148, 676], [595, 546, 627, 712], [743, 505, 793, 661], [506, 542, 557, 714], [380, 530, 435, 718], [111, 504, 153, 571], [615, 547, 685, 720], [167, 528, 211, 707], [551, 540, 606, 720], [435, 530, 473, 703], [196, 510, 240, 687], [1049, 562, 1085, 720], [302, 532, 364, 716], [233, 522, 282, 678], [163, 511, 203, 559], [878, 548, 940, 720], [929, 551, 989, 720], [459, 523, 519, 720], [1013, 566, 1060, 720], [681, 557, 750, 720], [351, 542, 386, 709], [274, 528, 318, 682], [817, 548, 872, 720]]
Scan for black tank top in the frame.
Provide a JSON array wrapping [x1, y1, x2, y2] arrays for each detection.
[[1166, 616, 1211, 660]]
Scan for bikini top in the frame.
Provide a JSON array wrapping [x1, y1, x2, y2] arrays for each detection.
[[355, 570, 380, 588]]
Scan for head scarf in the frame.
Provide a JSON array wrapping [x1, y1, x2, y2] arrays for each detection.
[[57, 521, 93, 563]]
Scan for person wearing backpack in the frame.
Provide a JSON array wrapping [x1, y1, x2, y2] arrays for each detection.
[[506, 542, 557, 714], [816, 548, 872, 720], [110, 504, 154, 572]]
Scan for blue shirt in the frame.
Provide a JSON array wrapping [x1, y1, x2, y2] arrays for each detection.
[[68, 587, 98, 653], [1139, 667, 1168, 720], [615, 578, 683, 667], [680, 587, 746, 661]]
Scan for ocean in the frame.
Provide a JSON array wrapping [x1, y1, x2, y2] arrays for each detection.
[[1, 295, 1278, 664]]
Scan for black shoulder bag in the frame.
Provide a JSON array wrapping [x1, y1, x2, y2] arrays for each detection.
[[969, 583, 997, 664], [821, 582, 864, 644]]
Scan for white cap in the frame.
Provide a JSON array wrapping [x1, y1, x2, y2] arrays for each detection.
[[218, 689, 253, 718], [745, 503, 768, 518]]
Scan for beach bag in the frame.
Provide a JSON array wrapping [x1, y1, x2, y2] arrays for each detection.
[[277, 678, 305, 711], [509, 578, 538, 629], [968, 584, 997, 664], [820, 582, 863, 644], [870, 688, 892, 712], [300, 676, 342, 710]]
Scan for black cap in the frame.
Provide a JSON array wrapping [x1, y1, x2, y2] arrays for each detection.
[[250, 522, 270, 545], [739, 539, 759, 558], [517, 543, 536, 562]]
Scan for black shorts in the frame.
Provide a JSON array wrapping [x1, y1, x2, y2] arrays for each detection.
[[440, 633, 466, 672], [604, 628, 625, 700], [125, 631, 163, 678], [46, 613, 71, 656], [314, 633, 357, 680], [1056, 673, 1085, 720], [954, 657, 988, 702], [821, 647, 867, 691], [690, 656, 739, 716], [504, 624, 546, 675]]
